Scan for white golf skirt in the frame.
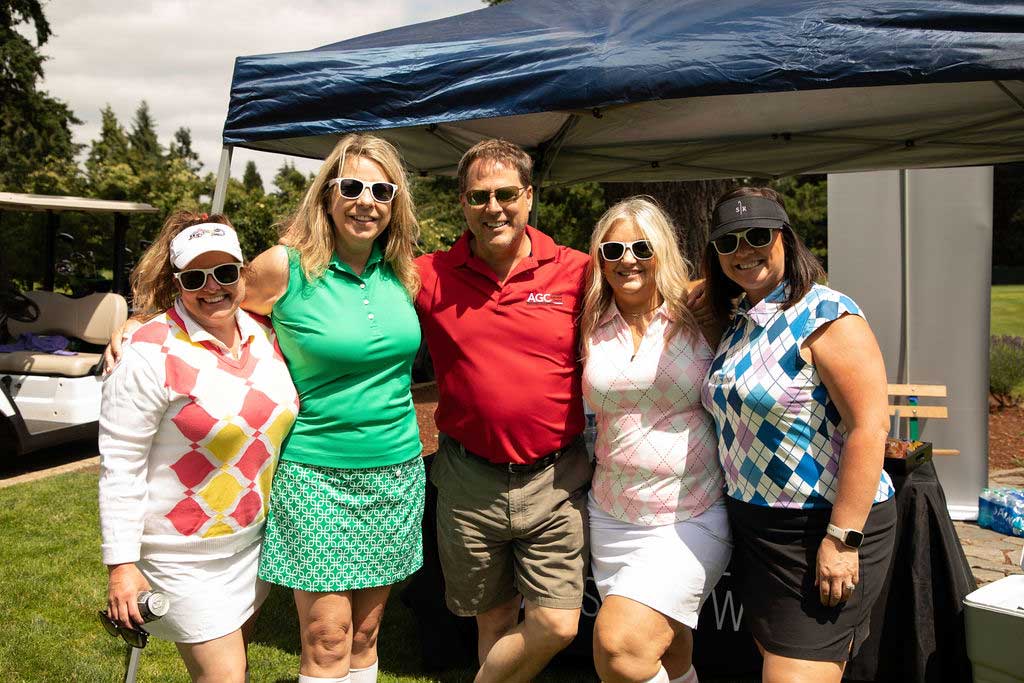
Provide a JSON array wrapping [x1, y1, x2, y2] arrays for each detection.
[[589, 494, 733, 628], [136, 541, 269, 643]]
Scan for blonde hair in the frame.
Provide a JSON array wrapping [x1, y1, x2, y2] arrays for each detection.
[[130, 211, 237, 320], [279, 133, 420, 297], [580, 197, 699, 356]]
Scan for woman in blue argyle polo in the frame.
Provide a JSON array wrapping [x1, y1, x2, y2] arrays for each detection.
[[700, 187, 896, 683]]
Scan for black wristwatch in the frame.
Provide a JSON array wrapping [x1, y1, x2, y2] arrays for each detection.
[[826, 523, 864, 549]]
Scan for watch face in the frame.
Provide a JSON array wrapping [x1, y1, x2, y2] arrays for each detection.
[[846, 529, 865, 548]]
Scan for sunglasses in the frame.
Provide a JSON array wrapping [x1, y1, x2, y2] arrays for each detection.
[[464, 186, 526, 207], [98, 610, 149, 649], [329, 177, 398, 203], [599, 240, 654, 262], [173, 263, 243, 292], [711, 226, 777, 255]]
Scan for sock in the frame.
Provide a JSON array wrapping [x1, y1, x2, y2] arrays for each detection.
[[669, 665, 698, 683], [642, 666, 671, 683], [350, 660, 378, 683], [297, 675, 351, 683]]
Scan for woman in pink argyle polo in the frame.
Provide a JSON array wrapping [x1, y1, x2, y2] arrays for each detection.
[[99, 211, 298, 682], [580, 197, 732, 683]]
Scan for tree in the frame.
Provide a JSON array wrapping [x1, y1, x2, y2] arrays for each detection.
[[127, 101, 164, 174], [242, 161, 264, 194], [168, 127, 202, 174], [0, 0, 81, 193]]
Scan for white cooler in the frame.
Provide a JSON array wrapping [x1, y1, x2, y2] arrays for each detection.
[[964, 574, 1024, 683]]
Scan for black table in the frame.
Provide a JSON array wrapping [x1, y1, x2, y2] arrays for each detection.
[[401, 457, 977, 681]]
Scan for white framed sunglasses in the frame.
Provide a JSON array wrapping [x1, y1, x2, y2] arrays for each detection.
[[711, 226, 779, 255], [599, 239, 654, 261], [174, 263, 243, 291], [329, 177, 398, 203]]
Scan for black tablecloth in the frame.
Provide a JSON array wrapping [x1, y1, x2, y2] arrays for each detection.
[[845, 461, 977, 682], [401, 456, 977, 681]]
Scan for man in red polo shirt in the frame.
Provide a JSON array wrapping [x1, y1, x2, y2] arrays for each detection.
[[416, 139, 592, 682]]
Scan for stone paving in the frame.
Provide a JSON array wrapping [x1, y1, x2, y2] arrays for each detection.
[[953, 467, 1024, 585]]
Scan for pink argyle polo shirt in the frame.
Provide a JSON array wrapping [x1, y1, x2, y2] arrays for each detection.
[[583, 302, 724, 526]]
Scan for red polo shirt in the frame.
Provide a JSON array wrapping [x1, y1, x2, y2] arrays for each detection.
[[415, 226, 589, 465]]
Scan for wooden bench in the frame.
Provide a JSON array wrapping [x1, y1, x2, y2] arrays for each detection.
[[887, 383, 960, 456]]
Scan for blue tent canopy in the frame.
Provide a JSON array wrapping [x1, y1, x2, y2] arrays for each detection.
[[222, 0, 1024, 184]]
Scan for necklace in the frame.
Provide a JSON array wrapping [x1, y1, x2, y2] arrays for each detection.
[[620, 304, 660, 320]]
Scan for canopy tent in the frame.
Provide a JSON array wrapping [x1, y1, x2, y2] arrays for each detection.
[[217, 0, 1023, 519], [220, 0, 1024, 194]]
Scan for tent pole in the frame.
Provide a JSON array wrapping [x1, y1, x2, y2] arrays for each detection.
[[212, 146, 233, 214], [899, 169, 911, 385], [530, 114, 581, 227]]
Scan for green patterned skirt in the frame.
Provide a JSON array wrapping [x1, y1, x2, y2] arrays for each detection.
[[258, 457, 425, 592]]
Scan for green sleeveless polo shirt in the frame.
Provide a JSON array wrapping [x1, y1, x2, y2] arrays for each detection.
[[272, 243, 422, 468]]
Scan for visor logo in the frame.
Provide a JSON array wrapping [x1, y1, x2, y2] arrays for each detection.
[[526, 292, 564, 305], [735, 201, 747, 215], [188, 227, 226, 240]]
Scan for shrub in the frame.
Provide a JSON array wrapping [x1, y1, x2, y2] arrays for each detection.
[[991, 335, 1024, 409]]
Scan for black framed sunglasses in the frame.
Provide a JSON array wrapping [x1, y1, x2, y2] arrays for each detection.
[[599, 239, 654, 262], [98, 610, 149, 649], [464, 186, 526, 207], [173, 263, 243, 292], [712, 226, 777, 255], [329, 177, 398, 203]]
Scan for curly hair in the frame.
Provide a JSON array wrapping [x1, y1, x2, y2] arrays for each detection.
[[130, 211, 236, 320]]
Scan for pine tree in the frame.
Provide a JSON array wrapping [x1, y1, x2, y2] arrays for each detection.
[[127, 101, 164, 174], [242, 161, 264, 194], [169, 127, 202, 174]]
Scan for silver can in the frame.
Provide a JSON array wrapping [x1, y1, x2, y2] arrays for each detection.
[[136, 591, 170, 622]]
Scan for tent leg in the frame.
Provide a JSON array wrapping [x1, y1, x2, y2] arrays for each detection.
[[899, 169, 911, 384], [212, 146, 233, 214]]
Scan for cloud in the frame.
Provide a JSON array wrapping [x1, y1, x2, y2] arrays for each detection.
[[36, 0, 483, 190]]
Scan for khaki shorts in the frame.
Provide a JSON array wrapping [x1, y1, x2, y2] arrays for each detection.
[[429, 433, 593, 617]]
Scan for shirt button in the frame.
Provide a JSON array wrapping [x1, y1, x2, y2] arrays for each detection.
[[359, 283, 366, 289], [368, 313, 375, 320], [363, 299, 369, 305]]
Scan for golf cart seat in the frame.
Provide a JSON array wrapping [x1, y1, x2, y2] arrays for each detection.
[[1, 291, 127, 377]]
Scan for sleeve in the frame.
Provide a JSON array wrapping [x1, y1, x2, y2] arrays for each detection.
[[802, 287, 864, 342], [414, 253, 436, 313], [97, 346, 168, 565]]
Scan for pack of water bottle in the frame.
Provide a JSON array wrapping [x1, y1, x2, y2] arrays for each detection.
[[978, 487, 1024, 537]]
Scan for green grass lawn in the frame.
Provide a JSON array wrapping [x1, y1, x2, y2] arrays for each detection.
[[992, 285, 1024, 337], [0, 469, 604, 683]]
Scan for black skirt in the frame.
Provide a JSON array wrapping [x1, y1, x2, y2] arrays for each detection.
[[725, 496, 896, 662]]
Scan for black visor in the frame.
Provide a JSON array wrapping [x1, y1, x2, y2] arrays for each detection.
[[709, 195, 790, 243]]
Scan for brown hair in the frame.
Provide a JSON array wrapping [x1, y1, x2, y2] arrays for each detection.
[[456, 139, 533, 195], [279, 133, 420, 298], [130, 211, 236, 320], [702, 186, 825, 322]]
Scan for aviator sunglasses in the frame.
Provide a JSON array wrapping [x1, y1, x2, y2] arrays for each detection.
[[98, 610, 149, 649], [329, 177, 398, 203], [464, 186, 526, 207], [711, 226, 777, 255], [599, 239, 654, 262], [174, 263, 243, 292]]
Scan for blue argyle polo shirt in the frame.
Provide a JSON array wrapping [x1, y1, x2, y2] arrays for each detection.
[[701, 282, 895, 509]]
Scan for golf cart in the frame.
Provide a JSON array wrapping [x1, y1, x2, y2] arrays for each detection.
[[0, 192, 157, 457]]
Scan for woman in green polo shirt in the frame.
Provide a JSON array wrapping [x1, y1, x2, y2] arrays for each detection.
[[244, 133, 423, 683]]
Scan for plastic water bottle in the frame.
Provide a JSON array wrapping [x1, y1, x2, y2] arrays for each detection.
[[978, 489, 993, 529]]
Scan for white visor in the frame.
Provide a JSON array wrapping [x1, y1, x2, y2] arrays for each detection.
[[169, 223, 244, 269]]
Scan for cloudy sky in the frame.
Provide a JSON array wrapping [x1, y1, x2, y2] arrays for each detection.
[[33, 0, 484, 189]]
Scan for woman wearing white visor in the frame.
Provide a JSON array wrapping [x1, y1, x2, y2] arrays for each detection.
[[99, 211, 298, 682]]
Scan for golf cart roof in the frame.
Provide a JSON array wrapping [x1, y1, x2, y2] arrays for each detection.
[[0, 193, 158, 215]]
